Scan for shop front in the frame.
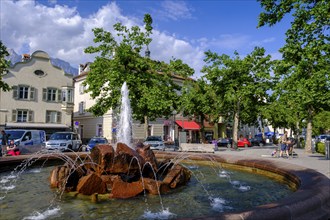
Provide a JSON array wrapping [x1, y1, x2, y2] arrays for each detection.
[[175, 120, 200, 143]]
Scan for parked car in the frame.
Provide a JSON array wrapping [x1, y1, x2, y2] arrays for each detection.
[[143, 136, 165, 151], [45, 132, 82, 152], [237, 138, 251, 148], [318, 134, 330, 143], [205, 134, 214, 144], [86, 137, 108, 151], [5, 129, 46, 154], [249, 136, 266, 147], [217, 138, 232, 148]]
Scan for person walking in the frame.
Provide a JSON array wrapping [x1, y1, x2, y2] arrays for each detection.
[[279, 131, 290, 158], [1, 130, 9, 157]]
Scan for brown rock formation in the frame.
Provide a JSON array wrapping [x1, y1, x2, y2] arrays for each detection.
[[163, 164, 192, 188], [110, 142, 145, 175], [136, 142, 159, 177], [77, 173, 107, 195], [89, 144, 114, 174], [49, 143, 191, 199], [109, 175, 144, 198]]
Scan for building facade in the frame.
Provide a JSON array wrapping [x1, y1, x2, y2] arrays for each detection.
[[0, 51, 74, 138], [73, 64, 207, 144]]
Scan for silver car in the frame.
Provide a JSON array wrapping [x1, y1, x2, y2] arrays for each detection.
[[45, 132, 82, 152], [143, 136, 165, 151]]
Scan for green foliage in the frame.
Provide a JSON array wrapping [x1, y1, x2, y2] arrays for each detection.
[[201, 47, 273, 142], [180, 79, 217, 140], [84, 14, 194, 122], [315, 142, 325, 155], [299, 138, 305, 149], [313, 111, 330, 135], [258, 0, 330, 152], [0, 41, 11, 92]]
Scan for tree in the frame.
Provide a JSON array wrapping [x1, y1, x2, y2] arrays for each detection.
[[258, 0, 330, 152], [201, 47, 273, 148], [0, 41, 11, 92], [84, 14, 194, 137], [180, 79, 218, 142], [313, 111, 330, 135]]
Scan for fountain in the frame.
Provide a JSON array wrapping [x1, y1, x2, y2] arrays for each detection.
[[116, 82, 133, 148], [0, 82, 329, 219]]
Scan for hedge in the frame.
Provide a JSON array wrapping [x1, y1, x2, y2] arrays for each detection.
[[315, 142, 325, 155]]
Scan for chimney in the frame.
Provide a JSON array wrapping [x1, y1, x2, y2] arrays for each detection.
[[22, 54, 30, 62], [79, 64, 84, 74]]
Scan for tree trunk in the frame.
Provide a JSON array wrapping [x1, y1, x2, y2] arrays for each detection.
[[233, 111, 239, 149], [296, 121, 300, 149], [305, 118, 313, 153], [199, 114, 205, 143]]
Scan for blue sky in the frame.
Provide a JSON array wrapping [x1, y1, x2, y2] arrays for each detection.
[[0, 0, 292, 78]]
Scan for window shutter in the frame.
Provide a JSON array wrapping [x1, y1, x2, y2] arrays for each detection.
[[30, 87, 35, 100], [57, 111, 61, 123], [13, 86, 18, 99], [42, 88, 47, 101], [12, 110, 17, 122], [45, 111, 50, 123], [57, 89, 62, 102], [28, 111, 34, 122]]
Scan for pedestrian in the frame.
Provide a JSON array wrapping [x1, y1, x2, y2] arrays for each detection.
[[1, 130, 9, 157], [279, 131, 289, 158], [6, 139, 20, 156]]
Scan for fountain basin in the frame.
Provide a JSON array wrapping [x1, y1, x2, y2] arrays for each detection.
[[154, 151, 330, 220], [0, 151, 329, 219]]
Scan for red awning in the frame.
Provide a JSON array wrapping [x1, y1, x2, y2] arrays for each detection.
[[175, 120, 200, 130]]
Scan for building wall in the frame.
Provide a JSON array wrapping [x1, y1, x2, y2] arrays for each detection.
[[73, 67, 200, 144], [73, 69, 115, 142], [0, 51, 73, 134]]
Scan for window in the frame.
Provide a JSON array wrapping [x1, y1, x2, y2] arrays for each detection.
[[43, 88, 61, 102], [97, 124, 103, 136], [12, 85, 35, 100], [79, 84, 85, 94], [19, 86, 29, 99], [34, 70, 45, 77], [79, 125, 84, 139], [48, 88, 57, 101], [46, 111, 61, 123], [12, 109, 33, 122], [62, 88, 73, 103], [79, 101, 85, 114], [23, 132, 32, 141]]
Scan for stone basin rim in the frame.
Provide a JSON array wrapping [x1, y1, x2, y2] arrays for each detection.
[[154, 151, 330, 220]]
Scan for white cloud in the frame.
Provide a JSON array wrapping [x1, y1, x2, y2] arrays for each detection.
[[157, 1, 194, 21], [1, 0, 272, 79], [249, 37, 276, 47], [0, 0, 205, 77]]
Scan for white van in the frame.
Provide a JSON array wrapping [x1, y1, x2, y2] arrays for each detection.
[[45, 132, 82, 152], [5, 129, 46, 154]]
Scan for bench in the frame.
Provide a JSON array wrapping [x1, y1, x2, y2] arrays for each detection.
[[179, 143, 215, 153]]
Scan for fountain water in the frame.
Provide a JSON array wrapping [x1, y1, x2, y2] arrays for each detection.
[[116, 82, 133, 148]]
